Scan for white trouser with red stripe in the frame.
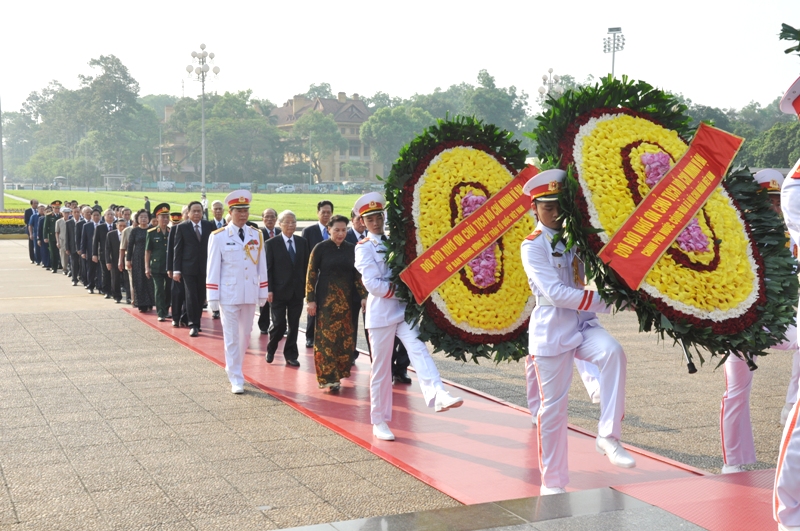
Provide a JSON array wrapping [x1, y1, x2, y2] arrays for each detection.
[[772, 325, 800, 407], [720, 354, 756, 466], [220, 303, 257, 387], [775, 401, 800, 527], [367, 321, 444, 425], [526, 357, 600, 418], [533, 326, 626, 489]]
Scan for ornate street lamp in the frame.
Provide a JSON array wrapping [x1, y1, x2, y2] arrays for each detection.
[[538, 68, 563, 99], [186, 44, 220, 195], [603, 27, 625, 78]]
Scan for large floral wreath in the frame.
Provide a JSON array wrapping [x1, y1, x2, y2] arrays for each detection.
[[530, 76, 798, 361], [385, 116, 534, 363]]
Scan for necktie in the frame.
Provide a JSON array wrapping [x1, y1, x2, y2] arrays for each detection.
[[381, 235, 388, 242], [287, 238, 296, 264], [108, 224, 112, 231], [269, 230, 273, 238], [194, 224, 201, 242], [322, 227, 329, 240], [239, 228, 244, 242], [217, 221, 221, 228]]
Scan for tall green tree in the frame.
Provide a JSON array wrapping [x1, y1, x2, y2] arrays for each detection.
[[290, 112, 347, 182], [463, 70, 529, 133], [304, 83, 334, 99], [360, 105, 434, 167]]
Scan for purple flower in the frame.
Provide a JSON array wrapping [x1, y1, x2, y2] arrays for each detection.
[[676, 218, 710, 253], [641, 152, 672, 188], [461, 192, 497, 287]]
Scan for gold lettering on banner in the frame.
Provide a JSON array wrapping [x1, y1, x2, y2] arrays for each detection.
[[461, 225, 477, 239], [632, 217, 654, 236], [431, 250, 445, 265], [652, 197, 672, 214], [614, 243, 634, 258], [622, 231, 643, 246], [641, 242, 659, 257], [420, 259, 435, 273], [453, 234, 466, 246], [643, 210, 662, 223], [441, 239, 457, 256], [663, 184, 682, 201]]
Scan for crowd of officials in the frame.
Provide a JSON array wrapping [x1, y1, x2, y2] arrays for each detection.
[[22, 195, 415, 392]]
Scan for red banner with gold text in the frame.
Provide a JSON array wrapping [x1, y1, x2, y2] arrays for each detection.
[[598, 123, 743, 289], [400, 166, 538, 304]]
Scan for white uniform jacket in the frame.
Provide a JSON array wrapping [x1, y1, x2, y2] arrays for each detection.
[[521, 222, 611, 357], [782, 159, 800, 247], [354, 233, 405, 329], [206, 224, 268, 305]]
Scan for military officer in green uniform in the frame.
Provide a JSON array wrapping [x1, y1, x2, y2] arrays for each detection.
[[43, 201, 62, 273], [145, 203, 172, 321]]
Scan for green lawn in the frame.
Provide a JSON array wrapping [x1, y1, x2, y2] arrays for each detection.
[[4, 191, 363, 221]]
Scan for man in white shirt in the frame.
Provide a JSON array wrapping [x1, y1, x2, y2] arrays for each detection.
[[353, 192, 463, 442]]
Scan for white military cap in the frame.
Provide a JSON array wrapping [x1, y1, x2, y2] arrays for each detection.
[[780, 76, 800, 116], [522, 169, 566, 203], [754, 169, 784, 194], [353, 192, 385, 217], [224, 190, 252, 209]]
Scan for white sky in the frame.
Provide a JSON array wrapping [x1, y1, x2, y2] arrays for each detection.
[[1, 0, 799, 117]]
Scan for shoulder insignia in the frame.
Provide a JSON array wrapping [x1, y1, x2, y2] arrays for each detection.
[[212, 227, 226, 235], [357, 238, 370, 244], [525, 230, 542, 241], [147, 226, 158, 233]]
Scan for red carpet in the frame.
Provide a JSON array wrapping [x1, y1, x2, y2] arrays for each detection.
[[614, 469, 775, 531], [126, 308, 704, 505]]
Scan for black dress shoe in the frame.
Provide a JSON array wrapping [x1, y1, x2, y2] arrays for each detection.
[[265, 352, 274, 363], [212, 311, 220, 319], [172, 321, 180, 328], [104, 294, 111, 299], [189, 327, 199, 337], [88, 289, 94, 294], [115, 299, 121, 304], [126, 299, 131, 305], [260, 330, 268, 335], [305, 339, 313, 348], [393, 373, 412, 385], [72, 281, 78, 286], [286, 359, 300, 367]]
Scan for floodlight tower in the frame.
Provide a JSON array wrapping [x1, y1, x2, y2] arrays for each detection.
[[603, 27, 625, 78]]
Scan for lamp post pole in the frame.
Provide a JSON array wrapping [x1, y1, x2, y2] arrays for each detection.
[[186, 44, 220, 195], [603, 27, 625, 78]]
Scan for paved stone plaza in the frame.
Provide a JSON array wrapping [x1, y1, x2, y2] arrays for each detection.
[[0, 238, 791, 529]]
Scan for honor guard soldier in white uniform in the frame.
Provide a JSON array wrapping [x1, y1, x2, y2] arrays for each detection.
[[775, 76, 800, 531], [520, 169, 635, 495], [206, 190, 268, 394], [353, 192, 463, 442], [719, 169, 800, 475]]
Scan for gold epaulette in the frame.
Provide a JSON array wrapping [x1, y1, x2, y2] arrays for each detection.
[[212, 226, 226, 235], [147, 226, 158, 232]]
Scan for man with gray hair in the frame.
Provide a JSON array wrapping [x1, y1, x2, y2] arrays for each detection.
[[264, 210, 309, 367], [210, 200, 226, 229]]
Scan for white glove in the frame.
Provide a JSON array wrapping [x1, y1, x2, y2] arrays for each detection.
[[208, 300, 220, 312], [258, 299, 267, 308]]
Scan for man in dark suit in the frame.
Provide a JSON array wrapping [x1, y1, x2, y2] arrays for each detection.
[[93, 210, 116, 298], [105, 218, 127, 303], [266, 210, 309, 366], [81, 207, 101, 293], [72, 207, 86, 286], [258, 208, 280, 334], [301, 200, 333, 348], [25, 199, 38, 264], [144, 196, 151, 214], [173, 201, 215, 337], [167, 209, 186, 327]]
